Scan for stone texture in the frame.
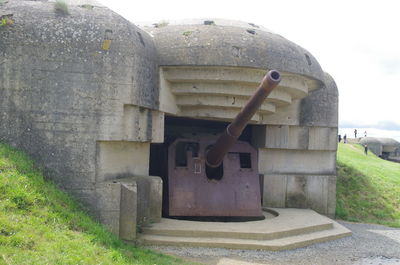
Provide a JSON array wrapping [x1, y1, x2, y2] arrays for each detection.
[[327, 175, 337, 218], [300, 73, 339, 128], [286, 175, 308, 208], [262, 175, 287, 208], [264, 125, 308, 150], [308, 127, 338, 151], [119, 176, 163, 226], [262, 100, 302, 126], [253, 125, 337, 151], [98, 210, 121, 235], [305, 175, 329, 214], [258, 149, 336, 175], [119, 182, 138, 240], [95, 181, 122, 212], [95, 141, 150, 182], [262, 175, 336, 217]]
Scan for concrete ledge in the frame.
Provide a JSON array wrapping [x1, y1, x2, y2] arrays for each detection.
[[138, 208, 351, 251], [252, 125, 337, 151], [159, 67, 316, 122]]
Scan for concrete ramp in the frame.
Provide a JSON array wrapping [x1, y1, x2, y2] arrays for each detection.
[[138, 208, 351, 251]]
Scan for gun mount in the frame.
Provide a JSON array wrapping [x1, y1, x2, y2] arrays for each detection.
[[166, 70, 281, 219]]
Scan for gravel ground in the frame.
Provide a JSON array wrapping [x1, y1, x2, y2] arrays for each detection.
[[147, 221, 400, 265]]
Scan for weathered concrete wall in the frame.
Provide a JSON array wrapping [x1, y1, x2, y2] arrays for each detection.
[[0, 0, 162, 234], [253, 73, 338, 217]]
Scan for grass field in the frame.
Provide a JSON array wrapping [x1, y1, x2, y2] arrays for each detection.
[[336, 143, 400, 227], [0, 143, 186, 265]]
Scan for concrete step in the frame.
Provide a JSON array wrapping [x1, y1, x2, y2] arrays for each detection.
[[138, 222, 351, 251], [138, 208, 352, 251], [142, 222, 332, 240], [141, 208, 336, 240]]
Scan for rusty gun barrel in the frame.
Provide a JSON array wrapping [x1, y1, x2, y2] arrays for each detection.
[[206, 70, 281, 168]]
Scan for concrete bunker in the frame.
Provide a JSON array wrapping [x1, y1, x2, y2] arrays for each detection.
[[0, 1, 339, 243], [360, 137, 400, 162]]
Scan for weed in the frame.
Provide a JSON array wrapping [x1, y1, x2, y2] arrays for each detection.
[[80, 4, 94, 9], [0, 17, 14, 27], [182, 31, 193, 37], [54, 0, 69, 15]]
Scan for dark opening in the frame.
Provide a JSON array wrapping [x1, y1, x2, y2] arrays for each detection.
[[204, 20, 215, 25], [205, 163, 224, 181], [304, 53, 312, 66], [205, 145, 224, 180], [246, 29, 256, 35], [270, 70, 280, 81], [239, 152, 252, 168], [175, 141, 199, 167], [381, 152, 390, 159], [248, 23, 260, 28], [169, 216, 265, 222]]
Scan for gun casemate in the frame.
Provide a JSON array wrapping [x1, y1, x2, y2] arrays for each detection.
[[167, 70, 281, 219]]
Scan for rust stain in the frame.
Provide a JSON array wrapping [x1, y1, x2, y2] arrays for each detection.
[[102, 39, 111, 50]]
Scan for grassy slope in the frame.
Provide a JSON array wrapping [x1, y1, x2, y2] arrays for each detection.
[[336, 143, 400, 227], [0, 143, 186, 265]]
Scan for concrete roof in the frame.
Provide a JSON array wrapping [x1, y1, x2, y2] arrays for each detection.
[[140, 19, 326, 89], [360, 137, 400, 147], [377, 137, 400, 147], [359, 137, 382, 145]]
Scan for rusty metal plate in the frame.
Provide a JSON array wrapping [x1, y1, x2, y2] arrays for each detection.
[[168, 137, 262, 217]]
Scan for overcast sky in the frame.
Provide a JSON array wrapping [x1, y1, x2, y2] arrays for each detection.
[[99, 0, 400, 139]]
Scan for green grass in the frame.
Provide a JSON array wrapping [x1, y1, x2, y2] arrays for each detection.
[[0, 143, 186, 265], [336, 143, 400, 227]]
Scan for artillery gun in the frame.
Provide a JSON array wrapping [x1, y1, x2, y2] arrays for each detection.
[[167, 70, 281, 219]]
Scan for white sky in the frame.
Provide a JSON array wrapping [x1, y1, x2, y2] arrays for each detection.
[[99, 0, 400, 139]]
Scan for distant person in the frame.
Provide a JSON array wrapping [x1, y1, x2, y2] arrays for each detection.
[[364, 131, 367, 137], [343, 134, 347, 143], [354, 129, 357, 138], [364, 144, 368, 155], [338, 134, 342, 143]]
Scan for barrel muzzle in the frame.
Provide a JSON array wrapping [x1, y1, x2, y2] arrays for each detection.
[[260, 70, 281, 92], [206, 70, 281, 168]]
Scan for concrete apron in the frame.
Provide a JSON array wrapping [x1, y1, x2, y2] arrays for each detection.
[[138, 208, 351, 251]]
